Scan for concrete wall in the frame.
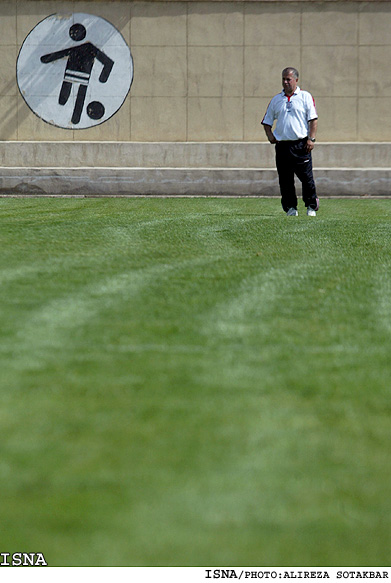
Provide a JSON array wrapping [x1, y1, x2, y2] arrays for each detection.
[[3, 0, 391, 143], [1, 1, 390, 196], [1, 141, 390, 197]]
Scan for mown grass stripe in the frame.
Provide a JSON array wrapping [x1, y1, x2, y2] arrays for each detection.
[[0, 198, 390, 566]]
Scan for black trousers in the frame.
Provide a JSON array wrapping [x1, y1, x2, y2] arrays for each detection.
[[275, 138, 319, 212]]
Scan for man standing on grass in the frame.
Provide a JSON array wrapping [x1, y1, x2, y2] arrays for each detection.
[[262, 67, 319, 217]]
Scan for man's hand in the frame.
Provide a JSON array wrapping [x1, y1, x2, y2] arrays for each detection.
[[305, 139, 315, 153]]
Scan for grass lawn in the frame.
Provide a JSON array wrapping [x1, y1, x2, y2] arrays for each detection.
[[0, 197, 390, 566]]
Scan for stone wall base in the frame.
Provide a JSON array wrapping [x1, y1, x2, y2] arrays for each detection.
[[0, 142, 390, 197]]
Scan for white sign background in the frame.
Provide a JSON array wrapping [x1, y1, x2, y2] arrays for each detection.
[[17, 13, 133, 129]]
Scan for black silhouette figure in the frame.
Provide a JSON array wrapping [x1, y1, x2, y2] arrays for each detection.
[[40, 24, 114, 124]]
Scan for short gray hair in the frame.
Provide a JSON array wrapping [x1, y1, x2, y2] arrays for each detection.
[[282, 67, 299, 79]]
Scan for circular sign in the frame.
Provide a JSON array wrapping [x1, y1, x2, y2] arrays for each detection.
[[17, 13, 133, 129]]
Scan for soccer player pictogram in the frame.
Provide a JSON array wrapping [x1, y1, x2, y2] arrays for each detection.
[[17, 13, 133, 130], [40, 23, 114, 125]]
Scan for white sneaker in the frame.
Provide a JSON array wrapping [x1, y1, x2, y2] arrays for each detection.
[[307, 208, 316, 216], [286, 208, 298, 216]]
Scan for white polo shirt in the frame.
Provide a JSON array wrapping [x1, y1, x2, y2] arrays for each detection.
[[262, 87, 318, 141]]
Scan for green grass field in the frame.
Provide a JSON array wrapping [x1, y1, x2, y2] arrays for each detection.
[[0, 198, 390, 566]]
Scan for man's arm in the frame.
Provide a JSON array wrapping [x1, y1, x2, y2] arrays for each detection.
[[96, 49, 114, 83], [41, 48, 71, 63], [306, 118, 318, 152], [263, 124, 277, 144]]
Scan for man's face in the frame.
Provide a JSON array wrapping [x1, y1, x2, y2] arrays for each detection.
[[282, 72, 298, 96]]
